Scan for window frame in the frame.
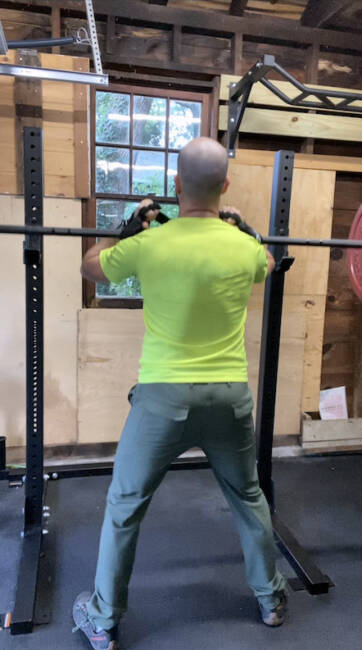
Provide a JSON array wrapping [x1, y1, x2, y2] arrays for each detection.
[[83, 82, 212, 309]]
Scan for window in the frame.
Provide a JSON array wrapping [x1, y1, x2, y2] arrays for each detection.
[[86, 84, 210, 306]]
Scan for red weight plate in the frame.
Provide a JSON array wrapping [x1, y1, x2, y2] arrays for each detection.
[[347, 204, 362, 301]]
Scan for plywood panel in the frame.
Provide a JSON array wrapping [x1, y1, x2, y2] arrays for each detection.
[[232, 149, 362, 173], [286, 169, 335, 296], [41, 53, 76, 197], [78, 310, 145, 443], [222, 163, 335, 296], [219, 106, 362, 142], [0, 196, 82, 448], [0, 51, 89, 198], [246, 311, 305, 436]]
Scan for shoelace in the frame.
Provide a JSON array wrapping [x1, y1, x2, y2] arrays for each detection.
[[72, 604, 91, 634]]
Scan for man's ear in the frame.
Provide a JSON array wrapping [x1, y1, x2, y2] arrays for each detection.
[[175, 174, 182, 195], [221, 177, 230, 195]]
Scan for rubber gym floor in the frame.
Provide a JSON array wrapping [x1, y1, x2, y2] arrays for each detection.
[[1, 454, 361, 650]]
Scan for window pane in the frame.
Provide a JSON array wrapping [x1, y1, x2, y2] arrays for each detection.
[[96, 199, 141, 299], [96, 92, 130, 145], [132, 150, 165, 196], [169, 100, 202, 149], [133, 96, 166, 148], [96, 199, 135, 229], [162, 203, 179, 220], [167, 152, 178, 197], [96, 146, 130, 194]]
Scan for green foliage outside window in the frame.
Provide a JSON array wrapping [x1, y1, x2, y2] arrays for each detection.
[[95, 91, 201, 299]]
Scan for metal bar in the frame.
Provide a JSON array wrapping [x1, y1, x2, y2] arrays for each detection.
[[10, 528, 43, 634], [0, 63, 108, 85], [85, 0, 103, 74], [256, 151, 294, 510], [8, 37, 75, 49], [11, 127, 45, 635], [0, 19, 7, 54], [229, 55, 275, 101], [261, 78, 361, 113], [23, 127, 44, 532], [0, 436, 5, 471], [44, 458, 210, 480], [272, 513, 332, 594], [227, 55, 362, 155], [227, 83, 252, 157], [1, 224, 362, 248]]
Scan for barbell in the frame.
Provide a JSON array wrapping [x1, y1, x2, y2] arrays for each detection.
[[0, 223, 362, 249]]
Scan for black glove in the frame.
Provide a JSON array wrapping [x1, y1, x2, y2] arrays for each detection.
[[219, 210, 261, 243], [115, 202, 170, 240]]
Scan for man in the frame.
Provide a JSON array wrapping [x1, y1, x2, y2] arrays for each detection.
[[73, 137, 286, 650]]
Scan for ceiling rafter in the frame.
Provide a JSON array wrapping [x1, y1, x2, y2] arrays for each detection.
[[301, 0, 353, 28], [229, 0, 248, 17], [148, 0, 168, 5]]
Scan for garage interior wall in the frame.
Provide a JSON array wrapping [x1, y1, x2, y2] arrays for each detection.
[[0, 0, 362, 460]]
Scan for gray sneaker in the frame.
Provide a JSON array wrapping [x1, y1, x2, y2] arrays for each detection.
[[72, 591, 120, 650], [258, 590, 288, 627]]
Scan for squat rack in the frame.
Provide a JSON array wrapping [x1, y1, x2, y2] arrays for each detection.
[[1, 55, 362, 635]]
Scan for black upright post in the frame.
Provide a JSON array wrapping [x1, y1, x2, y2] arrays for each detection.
[[0, 436, 6, 478], [256, 151, 294, 511], [11, 127, 44, 635], [255, 152, 332, 594]]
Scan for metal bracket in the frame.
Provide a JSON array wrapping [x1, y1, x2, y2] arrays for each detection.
[[0, 19, 7, 54], [227, 54, 362, 157], [274, 255, 295, 273], [0, 1, 108, 86]]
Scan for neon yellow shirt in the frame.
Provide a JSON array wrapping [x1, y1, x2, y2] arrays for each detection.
[[100, 217, 267, 383]]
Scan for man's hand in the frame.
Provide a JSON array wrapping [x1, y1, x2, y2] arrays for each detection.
[[221, 205, 275, 275], [220, 205, 243, 227], [266, 249, 275, 275], [220, 206, 261, 243], [135, 198, 161, 229]]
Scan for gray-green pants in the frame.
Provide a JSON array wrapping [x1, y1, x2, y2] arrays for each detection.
[[87, 383, 285, 630]]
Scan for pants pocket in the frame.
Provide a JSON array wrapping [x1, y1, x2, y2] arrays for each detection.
[[127, 384, 137, 405]]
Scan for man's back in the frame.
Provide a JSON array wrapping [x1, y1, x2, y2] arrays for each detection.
[[100, 217, 267, 383]]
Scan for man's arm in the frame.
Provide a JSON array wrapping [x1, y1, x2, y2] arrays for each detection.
[[80, 198, 160, 283], [266, 249, 275, 275], [80, 237, 119, 283]]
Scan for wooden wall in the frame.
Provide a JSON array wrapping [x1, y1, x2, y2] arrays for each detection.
[[321, 175, 362, 418], [0, 50, 90, 198], [0, 195, 82, 452]]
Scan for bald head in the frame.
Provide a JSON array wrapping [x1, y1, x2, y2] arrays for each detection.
[[177, 137, 228, 202]]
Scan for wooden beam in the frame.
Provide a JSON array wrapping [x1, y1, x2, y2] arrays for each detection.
[[172, 25, 181, 63], [300, 35, 319, 155], [301, 0, 352, 28], [1, 0, 362, 52], [231, 32, 243, 75], [231, 149, 362, 173], [229, 0, 248, 17], [51, 6, 61, 54], [148, 0, 168, 4], [219, 105, 362, 143], [91, 1, 362, 51]]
